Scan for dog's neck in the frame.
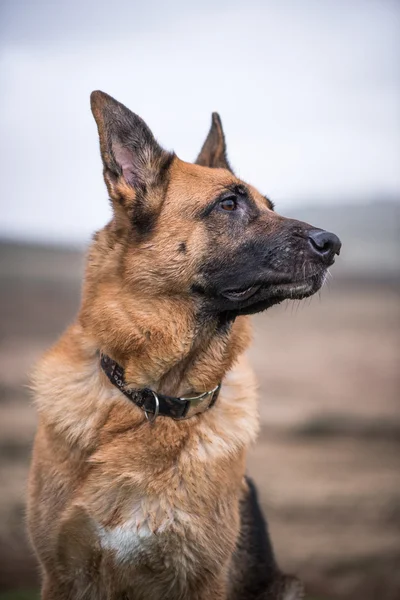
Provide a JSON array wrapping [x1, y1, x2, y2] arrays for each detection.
[[155, 315, 251, 396], [79, 288, 251, 397]]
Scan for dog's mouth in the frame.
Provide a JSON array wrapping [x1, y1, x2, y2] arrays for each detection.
[[221, 285, 262, 302], [221, 276, 321, 302], [217, 272, 326, 315]]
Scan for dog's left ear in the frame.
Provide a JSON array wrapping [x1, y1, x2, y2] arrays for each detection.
[[90, 90, 173, 200], [195, 113, 232, 171]]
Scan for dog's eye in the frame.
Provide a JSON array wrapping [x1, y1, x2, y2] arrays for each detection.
[[219, 197, 237, 211]]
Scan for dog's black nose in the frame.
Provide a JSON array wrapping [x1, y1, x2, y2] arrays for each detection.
[[308, 229, 342, 260]]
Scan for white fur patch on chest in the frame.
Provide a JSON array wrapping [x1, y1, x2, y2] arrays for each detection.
[[98, 519, 152, 564], [96, 501, 191, 566]]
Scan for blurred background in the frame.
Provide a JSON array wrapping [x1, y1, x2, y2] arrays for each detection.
[[0, 0, 399, 598]]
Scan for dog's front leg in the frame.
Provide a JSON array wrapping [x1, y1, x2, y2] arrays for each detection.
[[41, 577, 75, 600], [41, 575, 107, 600], [194, 578, 230, 600]]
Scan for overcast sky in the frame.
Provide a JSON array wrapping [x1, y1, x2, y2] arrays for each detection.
[[0, 0, 399, 244]]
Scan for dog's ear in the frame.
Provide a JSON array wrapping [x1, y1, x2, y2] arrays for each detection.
[[90, 91, 173, 201], [195, 112, 232, 171]]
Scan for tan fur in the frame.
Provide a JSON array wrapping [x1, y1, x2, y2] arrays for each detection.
[[29, 322, 258, 599], [27, 93, 302, 600]]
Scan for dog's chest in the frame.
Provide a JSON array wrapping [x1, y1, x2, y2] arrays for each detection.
[[87, 361, 257, 583], [95, 495, 235, 583], [97, 501, 186, 564]]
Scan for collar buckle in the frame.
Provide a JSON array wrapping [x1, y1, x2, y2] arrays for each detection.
[[143, 390, 160, 423]]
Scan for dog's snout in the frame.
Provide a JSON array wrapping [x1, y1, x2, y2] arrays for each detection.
[[308, 229, 342, 260]]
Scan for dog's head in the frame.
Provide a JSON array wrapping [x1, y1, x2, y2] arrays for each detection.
[[90, 91, 341, 318]]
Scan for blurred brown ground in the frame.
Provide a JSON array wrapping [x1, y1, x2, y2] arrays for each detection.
[[0, 241, 399, 599]]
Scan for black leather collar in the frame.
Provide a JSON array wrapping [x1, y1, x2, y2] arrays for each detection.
[[100, 354, 221, 421]]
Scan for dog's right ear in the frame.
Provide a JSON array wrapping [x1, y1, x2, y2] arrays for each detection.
[[90, 91, 173, 204], [195, 112, 232, 171]]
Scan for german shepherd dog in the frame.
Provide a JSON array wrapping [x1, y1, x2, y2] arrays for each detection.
[[27, 91, 341, 600]]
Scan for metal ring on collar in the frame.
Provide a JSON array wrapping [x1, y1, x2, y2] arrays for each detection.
[[144, 390, 159, 423]]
